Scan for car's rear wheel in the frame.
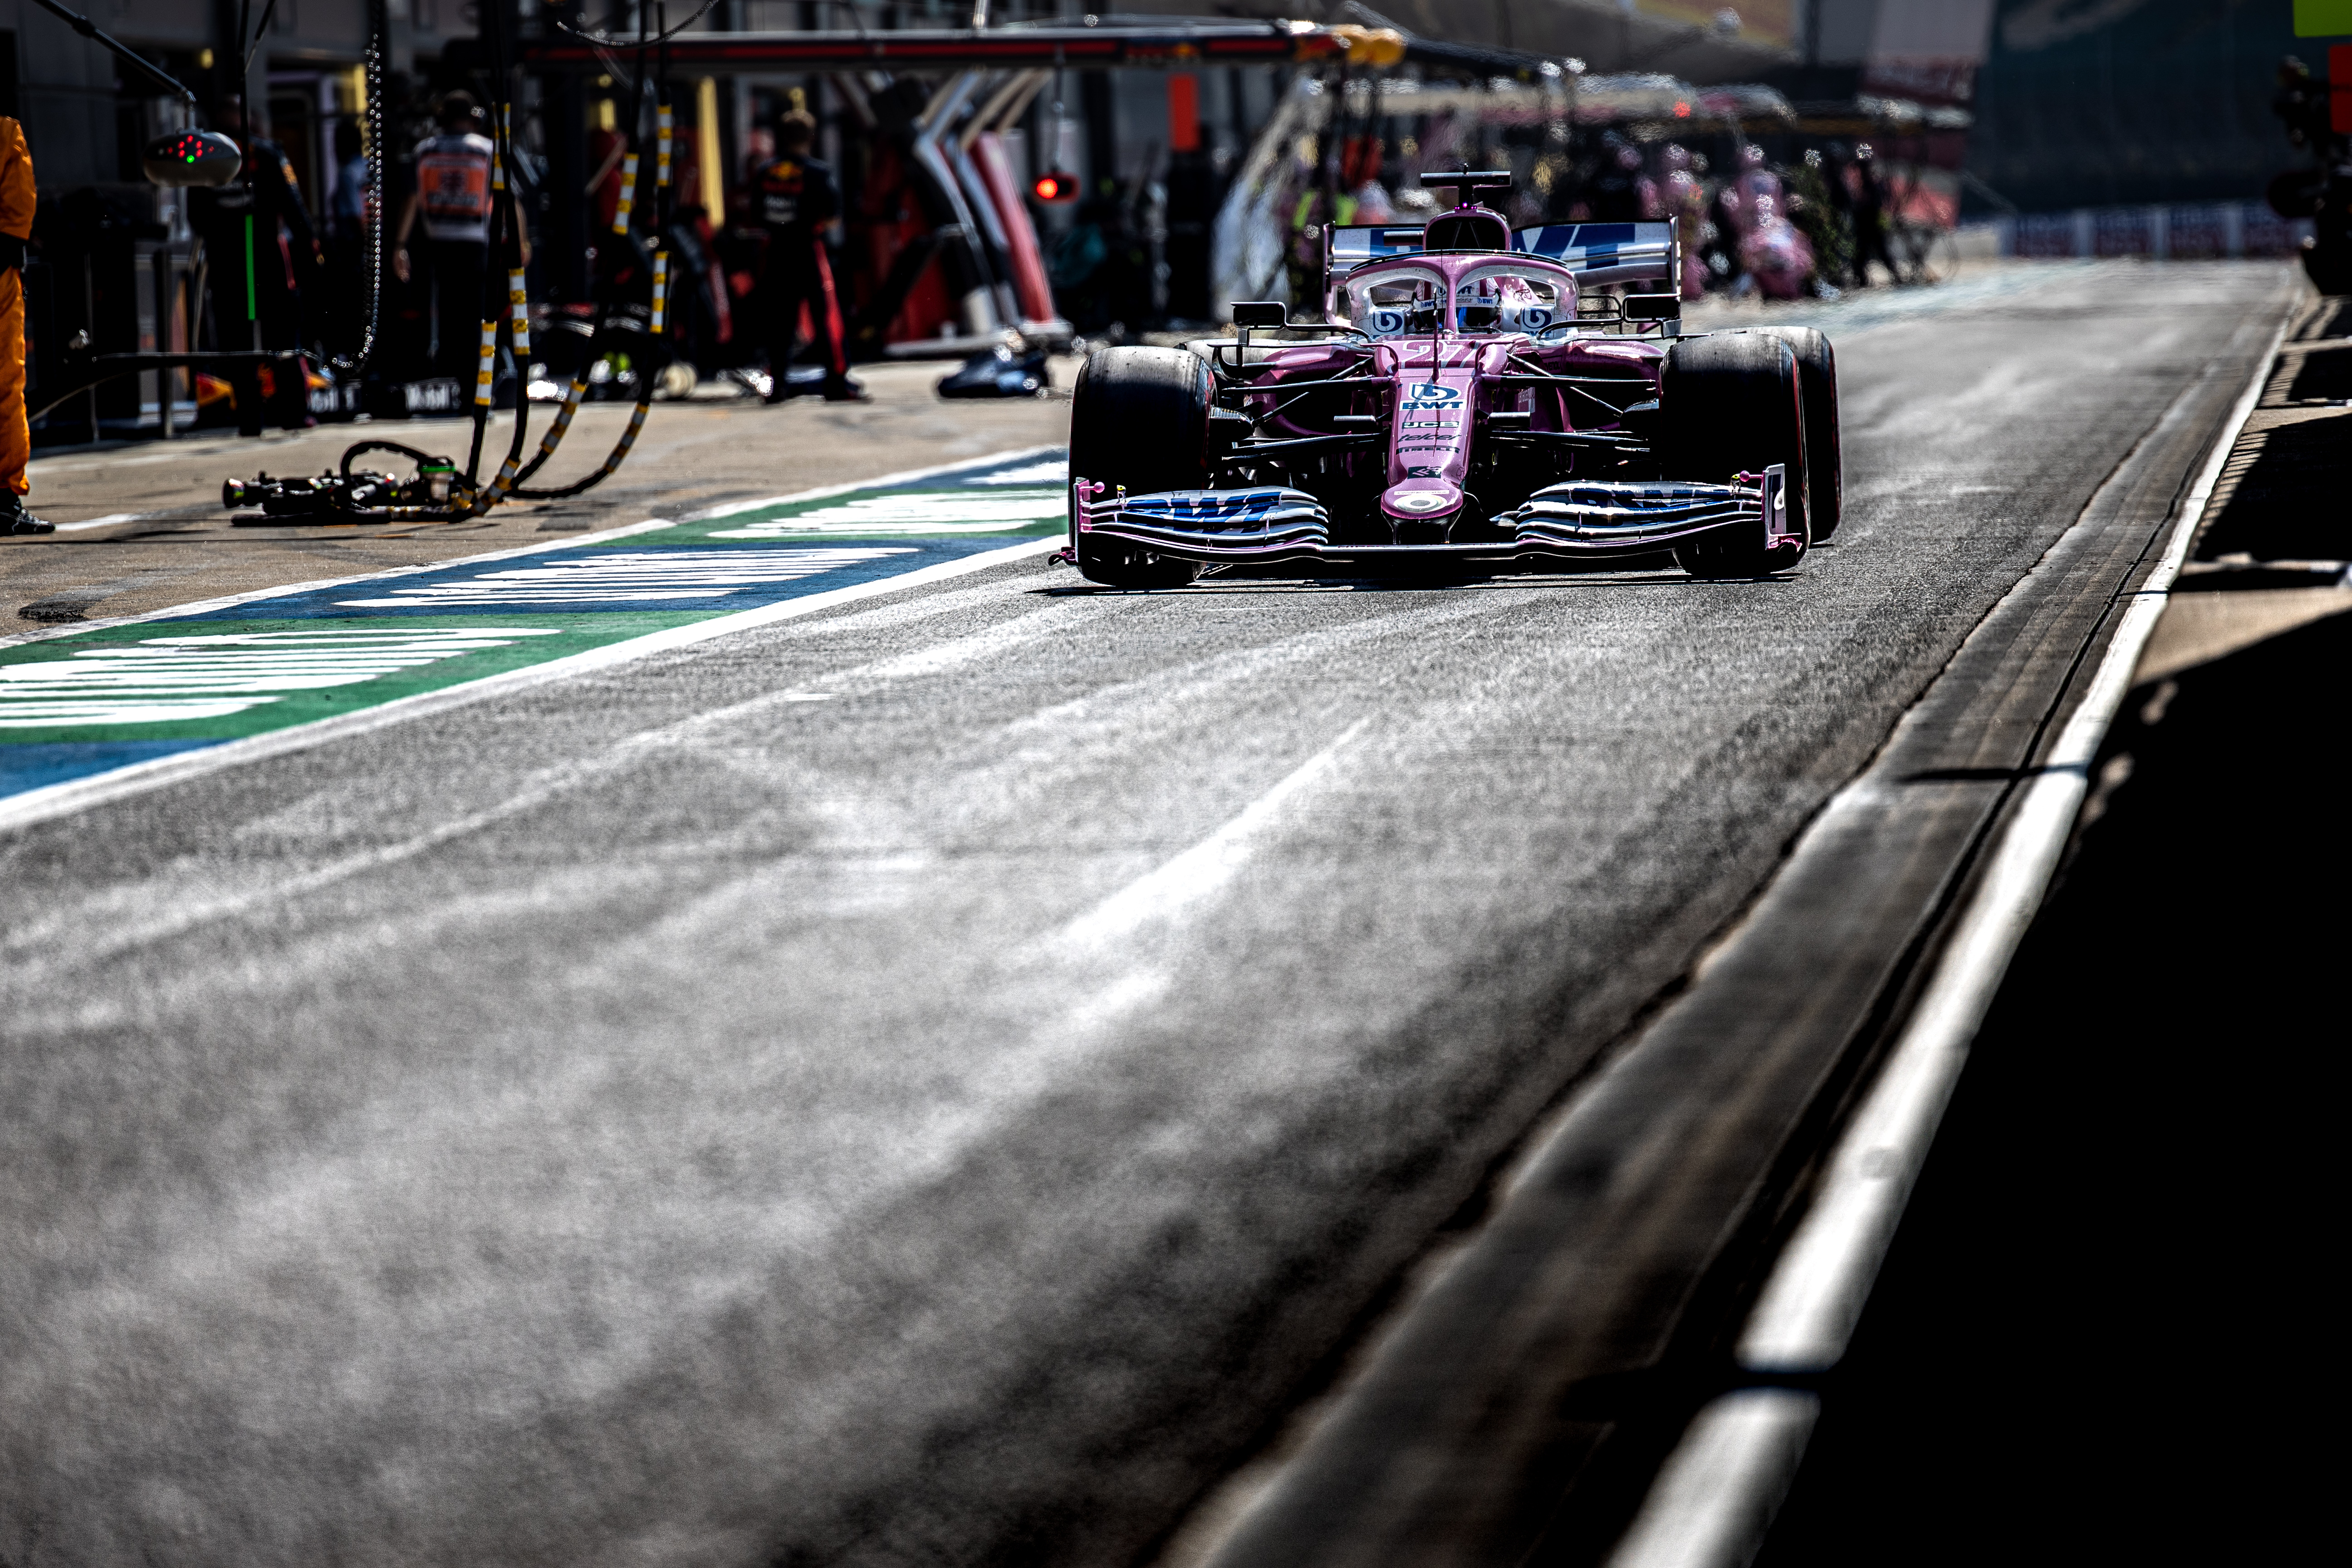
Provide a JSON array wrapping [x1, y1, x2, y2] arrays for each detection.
[[1659, 333, 1809, 579], [1738, 326, 1841, 541], [1068, 347, 1210, 588]]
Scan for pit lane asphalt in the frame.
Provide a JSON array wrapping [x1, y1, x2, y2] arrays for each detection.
[[0, 263, 2295, 1568]]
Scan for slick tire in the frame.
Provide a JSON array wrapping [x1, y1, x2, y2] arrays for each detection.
[[1068, 347, 1210, 589], [1659, 333, 1809, 579], [1738, 326, 1842, 541]]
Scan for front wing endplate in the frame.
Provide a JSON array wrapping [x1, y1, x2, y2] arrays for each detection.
[[1070, 466, 1793, 564]]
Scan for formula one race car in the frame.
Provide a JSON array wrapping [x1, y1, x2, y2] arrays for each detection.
[[1067, 171, 1840, 588]]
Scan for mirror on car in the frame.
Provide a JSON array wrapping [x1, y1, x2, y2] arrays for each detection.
[[1622, 293, 1682, 322], [1229, 302, 1288, 328]]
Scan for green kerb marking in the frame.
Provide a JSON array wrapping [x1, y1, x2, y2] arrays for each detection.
[[0, 612, 707, 748], [0, 452, 1069, 800]]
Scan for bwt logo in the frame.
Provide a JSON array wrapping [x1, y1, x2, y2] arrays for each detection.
[[1133, 490, 1289, 522], [1406, 383, 1462, 403]]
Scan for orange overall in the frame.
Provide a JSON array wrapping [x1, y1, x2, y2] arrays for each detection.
[[0, 116, 33, 496], [0, 116, 33, 497]]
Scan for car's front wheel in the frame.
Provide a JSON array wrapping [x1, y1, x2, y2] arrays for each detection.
[[1736, 326, 1841, 542], [1068, 347, 1210, 589], [1658, 333, 1810, 579]]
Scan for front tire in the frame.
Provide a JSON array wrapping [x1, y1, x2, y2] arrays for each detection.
[[1738, 326, 1841, 541], [1068, 347, 1210, 588], [1659, 333, 1809, 579]]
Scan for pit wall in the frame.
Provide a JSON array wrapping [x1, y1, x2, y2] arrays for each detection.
[[1961, 205, 2314, 260]]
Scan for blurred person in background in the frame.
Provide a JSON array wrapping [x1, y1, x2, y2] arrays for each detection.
[[1713, 144, 1778, 244], [1849, 143, 1894, 286], [190, 97, 322, 429], [1785, 148, 1851, 294], [1738, 187, 1815, 299], [324, 118, 373, 359], [1588, 137, 1645, 222], [2270, 56, 2352, 294], [1056, 183, 1152, 338], [1652, 143, 1712, 300], [750, 109, 860, 403], [395, 92, 528, 381], [0, 112, 49, 534]]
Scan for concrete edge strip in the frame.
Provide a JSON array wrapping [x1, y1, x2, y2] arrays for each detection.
[[1599, 306, 2291, 1568], [0, 444, 1063, 652]]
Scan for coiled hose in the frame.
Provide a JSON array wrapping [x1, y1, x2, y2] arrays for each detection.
[[314, 9, 674, 521]]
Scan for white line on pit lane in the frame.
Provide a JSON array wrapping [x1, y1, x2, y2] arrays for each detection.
[[0, 536, 1064, 834], [333, 548, 917, 608], [52, 513, 150, 532], [1601, 287, 2294, 1568], [1054, 719, 1369, 954], [707, 490, 1067, 537], [0, 629, 562, 728]]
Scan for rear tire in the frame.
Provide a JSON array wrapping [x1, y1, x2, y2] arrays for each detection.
[[1739, 326, 1841, 541], [1068, 347, 1210, 588], [1659, 333, 1809, 579]]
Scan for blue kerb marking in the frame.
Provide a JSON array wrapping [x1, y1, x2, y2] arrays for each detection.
[[178, 537, 1022, 621], [1, 450, 1069, 806], [0, 740, 225, 797]]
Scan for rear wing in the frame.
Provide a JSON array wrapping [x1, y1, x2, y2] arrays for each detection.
[[1512, 222, 1679, 290], [1322, 218, 1677, 294], [1321, 223, 1427, 319], [1326, 223, 1428, 275]]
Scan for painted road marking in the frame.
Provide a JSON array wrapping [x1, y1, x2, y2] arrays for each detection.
[[971, 459, 1068, 486], [708, 490, 1066, 537], [1058, 718, 1368, 953], [333, 548, 915, 607], [0, 448, 1069, 817], [54, 513, 152, 532], [0, 629, 562, 728]]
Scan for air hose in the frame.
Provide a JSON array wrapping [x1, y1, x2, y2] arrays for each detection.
[[511, 82, 676, 503], [224, 0, 680, 524], [354, 90, 536, 522]]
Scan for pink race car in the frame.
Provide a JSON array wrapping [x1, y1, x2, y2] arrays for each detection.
[[1067, 172, 1840, 588]]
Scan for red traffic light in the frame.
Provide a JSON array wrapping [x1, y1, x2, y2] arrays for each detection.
[[1032, 171, 1078, 202]]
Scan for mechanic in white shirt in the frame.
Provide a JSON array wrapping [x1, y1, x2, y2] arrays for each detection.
[[394, 92, 527, 378]]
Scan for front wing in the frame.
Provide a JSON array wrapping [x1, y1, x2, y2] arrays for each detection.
[[1070, 467, 1792, 564]]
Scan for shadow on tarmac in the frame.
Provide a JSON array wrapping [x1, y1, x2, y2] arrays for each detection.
[[1751, 607, 2347, 1566]]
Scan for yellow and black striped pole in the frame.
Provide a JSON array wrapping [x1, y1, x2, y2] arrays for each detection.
[[612, 153, 639, 235]]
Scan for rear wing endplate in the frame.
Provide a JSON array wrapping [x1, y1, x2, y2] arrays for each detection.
[[1326, 224, 1428, 273]]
